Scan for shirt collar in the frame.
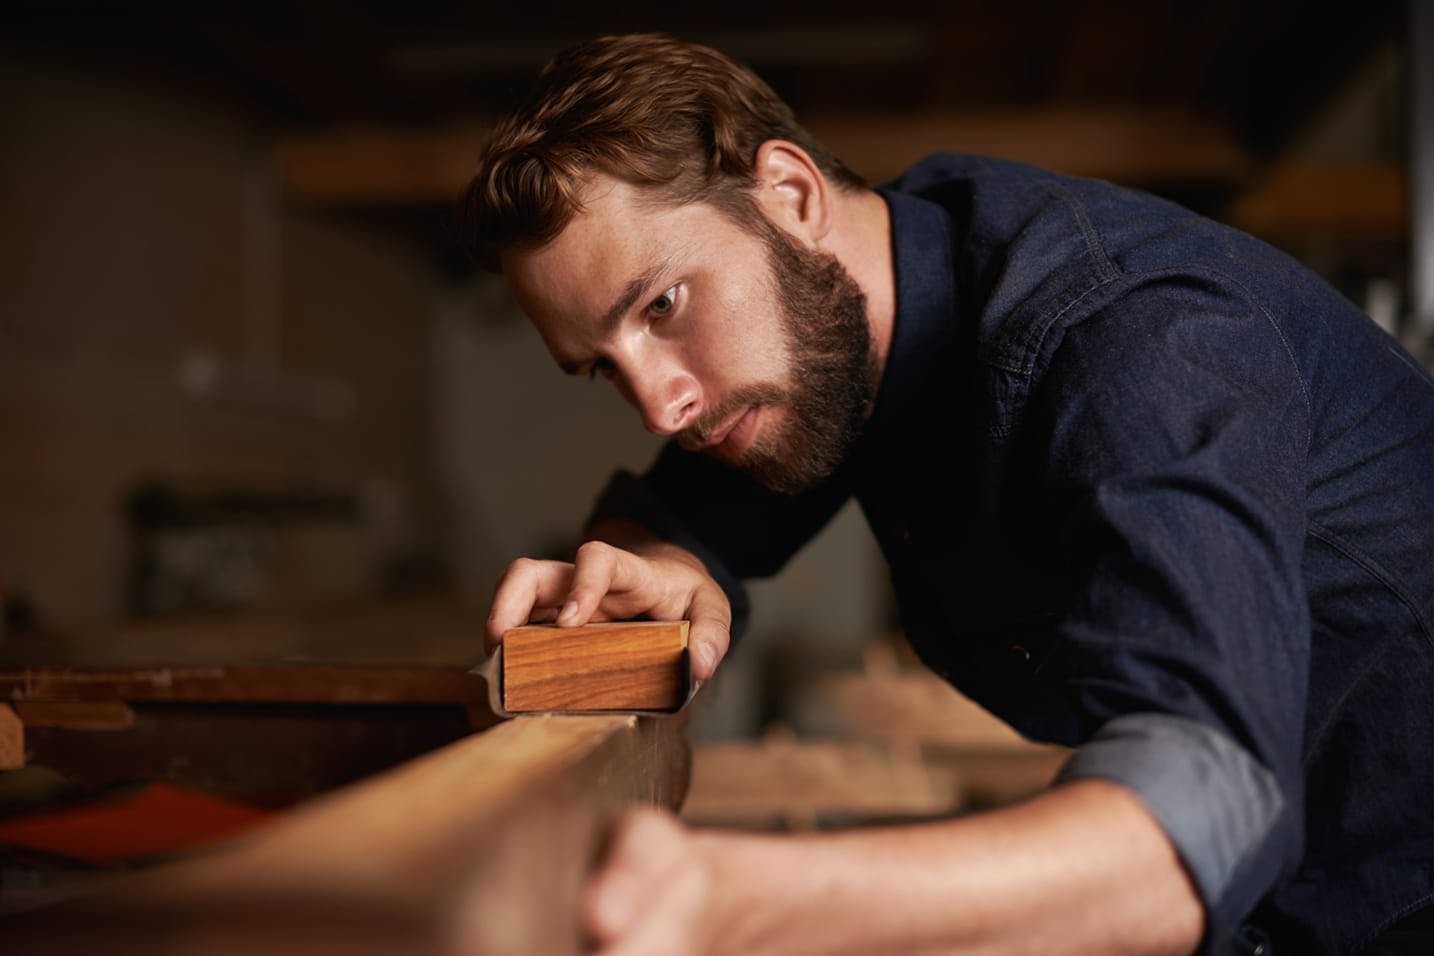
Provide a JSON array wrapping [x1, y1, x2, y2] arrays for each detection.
[[862, 187, 958, 440]]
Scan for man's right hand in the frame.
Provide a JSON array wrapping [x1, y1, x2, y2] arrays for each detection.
[[485, 537, 732, 682]]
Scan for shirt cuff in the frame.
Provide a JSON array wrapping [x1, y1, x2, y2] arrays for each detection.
[[585, 469, 751, 640], [1055, 713, 1290, 946]]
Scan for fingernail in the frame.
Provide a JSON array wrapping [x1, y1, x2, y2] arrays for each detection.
[[558, 600, 579, 625]]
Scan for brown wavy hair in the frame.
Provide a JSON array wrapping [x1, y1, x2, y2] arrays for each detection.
[[458, 33, 865, 270]]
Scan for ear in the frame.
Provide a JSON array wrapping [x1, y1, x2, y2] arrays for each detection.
[[751, 141, 832, 246]]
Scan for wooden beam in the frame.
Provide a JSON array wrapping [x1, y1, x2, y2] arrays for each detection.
[[0, 703, 22, 770], [1225, 160, 1409, 243], [275, 107, 1252, 208], [683, 729, 956, 829], [276, 126, 493, 207], [806, 107, 1252, 187], [501, 621, 689, 713], [4, 711, 690, 954], [0, 664, 499, 807], [11, 700, 135, 731], [806, 666, 1049, 752], [0, 664, 487, 706]]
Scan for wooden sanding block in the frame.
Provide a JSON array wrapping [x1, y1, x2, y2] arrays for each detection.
[[500, 620, 690, 713]]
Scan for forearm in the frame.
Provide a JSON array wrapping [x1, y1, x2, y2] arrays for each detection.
[[695, 779, 1204, 956]]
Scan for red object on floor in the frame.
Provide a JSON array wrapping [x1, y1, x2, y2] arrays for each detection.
[[0, 782, 267, 866]]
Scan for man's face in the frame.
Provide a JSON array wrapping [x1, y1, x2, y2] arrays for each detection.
[[502, 175, 873, 494]]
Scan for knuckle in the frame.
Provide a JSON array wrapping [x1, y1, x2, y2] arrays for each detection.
[[507, 556, 539, 576], [575, 539, 614, 563], [494, 560, 529, 591]]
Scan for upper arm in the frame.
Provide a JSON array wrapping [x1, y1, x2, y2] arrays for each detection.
[[1034, 271, 1312, 741], [1029, 271, 1313, 937]]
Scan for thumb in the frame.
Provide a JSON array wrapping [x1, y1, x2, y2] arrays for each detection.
[[584, 809, 688, 942], [685, 588, 731, 683]]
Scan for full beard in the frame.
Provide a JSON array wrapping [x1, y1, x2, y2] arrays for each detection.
[[685, 221, 876, 495]]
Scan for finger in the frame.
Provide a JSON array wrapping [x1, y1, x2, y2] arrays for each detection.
[[684, 587, 732, 683], [557, 541, 616, 627], [560, 541, 652, 627], [590, 859, 706, 956], [486, 558, 574, 648], [583, 809, 691, 943], [529, 606, 617, 626]]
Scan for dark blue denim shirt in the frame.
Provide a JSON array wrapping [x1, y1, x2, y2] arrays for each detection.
[[591, 154, 1434, 954]]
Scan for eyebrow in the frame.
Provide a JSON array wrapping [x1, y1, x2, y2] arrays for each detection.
[[557, 256, 675, 375]]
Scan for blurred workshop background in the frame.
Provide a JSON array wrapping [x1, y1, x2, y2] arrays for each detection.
[[0, 1, 1428, 837]]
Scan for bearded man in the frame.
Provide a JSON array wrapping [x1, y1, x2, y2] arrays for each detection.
[[461, 33, 1434, 956]]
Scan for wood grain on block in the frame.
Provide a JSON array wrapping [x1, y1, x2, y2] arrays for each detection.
[[503, 621, 689, 712]]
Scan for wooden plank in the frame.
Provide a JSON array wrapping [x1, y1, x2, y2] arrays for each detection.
[[0, 703, 23, 770], [0, 664, 499, 807], [0, 664, 487, 706], [12, 700, 135, 730], [1225, 160, 1408, 242], [787, 643, 1069, 812], [276, 125, 493, 206], [502, 621, 689, 713], [942, 750, 1068, 811], [683, 730, 956, 829], [804, 106, 1251, 187], [3, 711, 690, 955], [276, 107, 1251, 208], [15, 703, 481, 807], [808, 668, 1041, 751]]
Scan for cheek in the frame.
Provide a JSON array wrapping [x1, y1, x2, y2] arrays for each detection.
[[695, 301, 788, 385]]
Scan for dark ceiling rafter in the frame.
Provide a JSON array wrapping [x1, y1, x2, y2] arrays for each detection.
[[1197, 0, 1402, 159], [3, 2, 1406, 151], [151, 6, 424, 124], [2, 0, 1409, 251]]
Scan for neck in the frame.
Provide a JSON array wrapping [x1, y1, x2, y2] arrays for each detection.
[[824, 187, 896, 398]]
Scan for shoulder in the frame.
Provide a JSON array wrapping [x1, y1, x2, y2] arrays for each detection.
[[975, 263, 1315, 452]]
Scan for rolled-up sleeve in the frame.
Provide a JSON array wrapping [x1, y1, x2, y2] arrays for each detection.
[[1030, 269, 1313, 947], [1056, 713, 1294, 938]]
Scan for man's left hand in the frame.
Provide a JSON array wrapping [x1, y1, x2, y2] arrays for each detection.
[[582, 808, 721, 956]]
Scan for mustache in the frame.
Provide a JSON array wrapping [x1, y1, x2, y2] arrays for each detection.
[[680, 384, 786, 448]]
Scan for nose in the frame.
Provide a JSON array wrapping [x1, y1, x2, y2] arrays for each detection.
[[620, 362, 700, 436]]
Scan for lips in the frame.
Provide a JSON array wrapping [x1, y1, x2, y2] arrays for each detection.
[[714, 406, 760, 457], [682, 407, 762, 458]]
